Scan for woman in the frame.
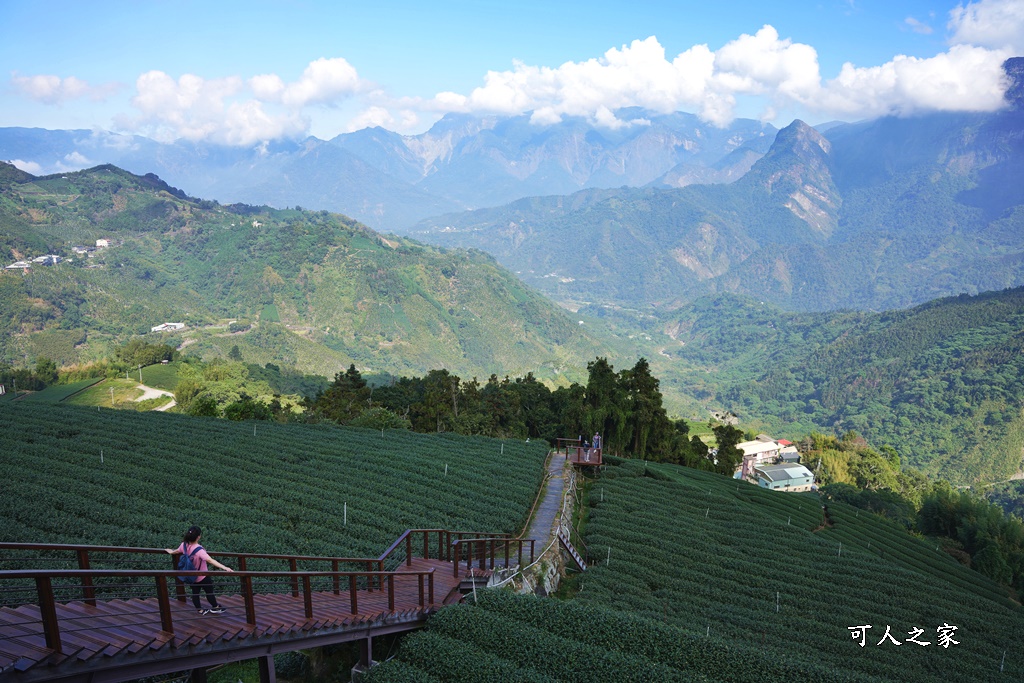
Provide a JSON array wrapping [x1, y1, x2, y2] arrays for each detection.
[[165, 525, 234, 614]]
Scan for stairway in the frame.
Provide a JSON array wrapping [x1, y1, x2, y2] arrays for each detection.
[[557, 528, 587, 571]]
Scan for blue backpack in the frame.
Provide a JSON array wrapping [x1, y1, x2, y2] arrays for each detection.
[[178, 544, 203, 584]]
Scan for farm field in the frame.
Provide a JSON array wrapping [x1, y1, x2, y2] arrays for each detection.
[[371, 460, 1023, 681], [0, 402, 548, 560], [575, 460, 1023, 682]]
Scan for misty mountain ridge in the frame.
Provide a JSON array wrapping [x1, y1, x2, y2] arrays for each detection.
[[0, 110, 778, 232], [415, 92, 1024, 313]]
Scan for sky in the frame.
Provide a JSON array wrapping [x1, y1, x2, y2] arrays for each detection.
[[1, 0, 1023, 147]]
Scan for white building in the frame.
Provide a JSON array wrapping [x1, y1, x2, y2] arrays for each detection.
[[755, 464, 815, 492], [96, 239, 110, 248], [151, 322, 186, 333], [5, 261, 31, 271]]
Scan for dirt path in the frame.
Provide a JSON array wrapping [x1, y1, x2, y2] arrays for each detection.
[[135, 383, 175, 411]]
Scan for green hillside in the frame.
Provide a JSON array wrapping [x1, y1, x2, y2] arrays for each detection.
[[369, 460, 1023, 682], [0, 401, 548, 556], [0, 162, 603, 381]]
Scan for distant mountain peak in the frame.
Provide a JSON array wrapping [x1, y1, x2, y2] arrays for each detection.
[[1003, 57, 1024, 110], [745, 119, 839, 236]]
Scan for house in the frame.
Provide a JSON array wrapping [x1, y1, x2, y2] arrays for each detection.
[[755, 464, 815, 492], [737, 440, 782, 478], [5, 261, 31, 271], [151, 322, 186, 333], [96, 239, 110, 248], [31, 255, 61, 266], [72, 246, 96, 255], [779, 446, 800, 463]]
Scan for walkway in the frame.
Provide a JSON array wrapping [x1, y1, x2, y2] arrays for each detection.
[[525, 452, 567, 547], [0, 530, 521, 682]]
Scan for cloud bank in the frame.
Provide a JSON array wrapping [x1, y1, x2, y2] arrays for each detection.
[[9, 0, 1023, 143], [423, 0, 1021, 128]]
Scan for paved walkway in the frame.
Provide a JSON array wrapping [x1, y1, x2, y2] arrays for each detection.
[[526, 452, 567, 546]]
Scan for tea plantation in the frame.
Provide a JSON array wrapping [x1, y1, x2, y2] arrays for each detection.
[[367, 459, 1024, 682], [0, 401, 548, 558]]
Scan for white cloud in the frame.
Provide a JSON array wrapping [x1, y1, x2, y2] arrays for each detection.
[[250, 58, 362, 108], [9, 159, 42, 175], [11, 73, 119, 104], [411, 22, 1016, 130], [813, 44, 1010, 118], [345, 106, 394, 131], [107, 58, 369, 145], [904, 17, 934, 35], [949, 0, 1024, 51], [64, 151, 91, 166]]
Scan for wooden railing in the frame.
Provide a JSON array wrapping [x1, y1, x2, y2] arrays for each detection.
[[0, 541, 388, 604], [0, 567, 435, 655], [450, 537, 536, 578]]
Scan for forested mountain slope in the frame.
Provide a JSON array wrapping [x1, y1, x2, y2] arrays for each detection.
[[417, 112, 1024, 313], [0, 163, 603, 380], [657, 288, 1024, 484], [414, 60, 1024, 313]]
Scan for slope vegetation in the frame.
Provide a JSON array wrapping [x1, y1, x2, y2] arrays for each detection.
[[0, 163, 602, 380]]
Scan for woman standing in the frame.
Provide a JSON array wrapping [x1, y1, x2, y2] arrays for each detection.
[[165, 525, 234, 614]]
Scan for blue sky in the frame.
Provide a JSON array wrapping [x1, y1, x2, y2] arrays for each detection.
[[1, 0, 1022, 144]]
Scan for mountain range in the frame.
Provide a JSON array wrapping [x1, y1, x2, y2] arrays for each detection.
[[415, 60, 1024, 313], [0, 111, 776, 233]]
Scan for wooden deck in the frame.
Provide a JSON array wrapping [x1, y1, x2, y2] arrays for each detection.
[[0, 558, 457, 681], [567, 447, 602, 466], [0, 531, 534, 682]]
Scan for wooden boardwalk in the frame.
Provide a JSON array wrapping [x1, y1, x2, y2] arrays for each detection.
[[0, 531, 534, 682]]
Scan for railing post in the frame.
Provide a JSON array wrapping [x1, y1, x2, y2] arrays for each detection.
[[530, 539, 535, 564], [405, 534, 412, 567], [241, 574, 257, 625], [172, 553, 187, 603], [489, 539, 495, 569], [504, 540, 510, 569], [236, 558, 256, 625], [518, 540, 523, 568], [332, 560, 340, 595], [478, 540, 486, 571], [417, 574, 424, 607], [302, 576, 313, 619], [349, 575, 359, 615], [437, 531, 443, 561], [423, 531, 429, 560], [289, 559, 299, 598], [76, 549, 96, 606], [36, 576, 62, 654], [155, 576, 174, 634], [428, 570, 434, 605], [453, 545, 460, 579], [387, 575, 395, 611]]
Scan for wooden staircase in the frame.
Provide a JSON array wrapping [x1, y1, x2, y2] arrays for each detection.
[[557, 527, 587, 572]]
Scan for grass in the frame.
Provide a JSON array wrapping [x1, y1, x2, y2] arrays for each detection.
[[260, 304, 280, 322], [62, 378, 145, 408], [20, 378, 104, 403], [140, 361, 182, 391]]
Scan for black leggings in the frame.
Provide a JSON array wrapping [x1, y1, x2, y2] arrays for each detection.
[[190, 577, 219, 609]]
